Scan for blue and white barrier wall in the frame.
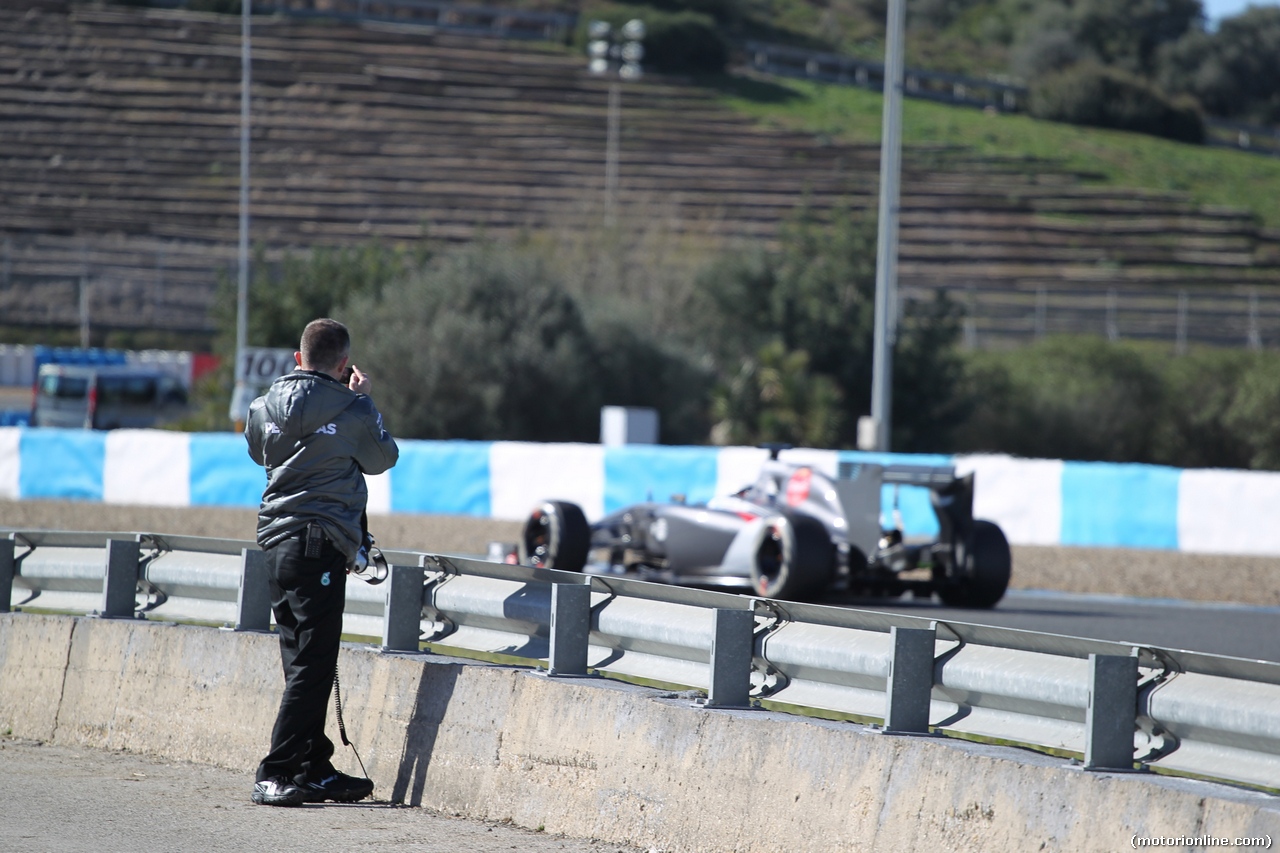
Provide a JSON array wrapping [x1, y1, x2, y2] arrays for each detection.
[[1, 427, 1277, 555]]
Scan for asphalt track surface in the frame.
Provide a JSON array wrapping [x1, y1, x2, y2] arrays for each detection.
[[836, 589, 1280, 663], [0, 738, 647, 853]]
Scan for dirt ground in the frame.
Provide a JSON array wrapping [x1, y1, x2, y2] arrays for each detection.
[[0, 498, 523, 557], [3, 498, 1279, 607]]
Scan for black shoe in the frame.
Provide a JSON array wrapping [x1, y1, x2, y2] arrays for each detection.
[[300, 771, 374, 803], [252, 776, 306, 807]]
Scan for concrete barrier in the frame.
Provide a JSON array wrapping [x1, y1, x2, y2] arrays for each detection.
[[2, 613, 1277, 851]]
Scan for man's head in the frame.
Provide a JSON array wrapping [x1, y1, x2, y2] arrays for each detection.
[[298, 318, 350, 378]]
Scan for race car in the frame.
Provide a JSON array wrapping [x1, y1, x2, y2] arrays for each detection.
[[518, 447, 1012, 607]]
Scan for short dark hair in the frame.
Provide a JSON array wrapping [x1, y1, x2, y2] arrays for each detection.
[[300, 318, 350, 373]]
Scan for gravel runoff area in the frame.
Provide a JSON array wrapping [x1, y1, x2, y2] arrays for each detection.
[[3, 499, 1279, 607]]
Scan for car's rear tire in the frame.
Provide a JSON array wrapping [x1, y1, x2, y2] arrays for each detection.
[[749, 512, 833, 601], [519, 500, 590, 572], [938, 519, 1011, 609]]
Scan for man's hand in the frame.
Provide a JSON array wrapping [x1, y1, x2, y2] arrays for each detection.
[[348, 365, 372, 396]]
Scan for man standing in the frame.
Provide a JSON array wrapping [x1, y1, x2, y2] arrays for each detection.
[[244, 318, 399, 807]]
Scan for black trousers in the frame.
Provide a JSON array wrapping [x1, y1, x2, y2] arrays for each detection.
[[255, 533, 348, 784]]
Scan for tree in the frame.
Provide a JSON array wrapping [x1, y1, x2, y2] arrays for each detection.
[[710, 339, 843, 447], [693, 209, 969, 451], [198, 236, 714, 442], [588, 315, 714, 445], [211, 243, 421, 352], [891, 290, 971, 452], [341, 243, 602, 442], [1010, 2, 1083, 79], [1070, 0, 1203, 76], [1159, 6, 1280, 124], [1029, 60, 1205, 143], [178, 243, 423, 431]]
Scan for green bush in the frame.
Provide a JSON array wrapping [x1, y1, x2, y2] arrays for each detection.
[[333, 242, 713, 443], [1219, 358, 1280, 470], [953, 337, 1280, 471], [1149, 348, 1256, 469], [578, 6, 729, 75], [954, 336, 1166, 463], [1029, 61, 1205, 144]]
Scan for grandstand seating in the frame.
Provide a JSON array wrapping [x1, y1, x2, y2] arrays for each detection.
[[1, 0, 1278, 346]]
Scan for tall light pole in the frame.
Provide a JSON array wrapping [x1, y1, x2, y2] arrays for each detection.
[[587, 19, 644, 226], [231, 0, 252, 427], [862, 0, 906, 452]]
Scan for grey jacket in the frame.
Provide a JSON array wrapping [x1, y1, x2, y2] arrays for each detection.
[[245, 369, 399, 559]]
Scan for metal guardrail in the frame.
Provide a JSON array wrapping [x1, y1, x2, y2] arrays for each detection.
[[4, 529, 1280, 792], [1205, 118, 1280, 158], [744, 41, 1280, 159], [745, 41, 1025, 113]]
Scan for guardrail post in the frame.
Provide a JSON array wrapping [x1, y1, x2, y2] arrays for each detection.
[[235, 548, 271, 632], [547, 582, 591, 676], [382, 564, 425, 653], [0, 536, 14, 614], [706, 608, 754, 709], [97, 538, 140, 619], [884, 625, 936, 734], [1084, 653, 1139, 771]]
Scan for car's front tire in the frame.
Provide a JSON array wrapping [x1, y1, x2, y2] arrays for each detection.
[[518, 500, 590, 572], [749, 511, 833, 601]]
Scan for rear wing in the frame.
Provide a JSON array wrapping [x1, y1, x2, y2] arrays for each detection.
[[833, 462, 970, 557]]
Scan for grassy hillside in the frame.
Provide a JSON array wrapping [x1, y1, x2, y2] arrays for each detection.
[[717, 74, 1280, 230]]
